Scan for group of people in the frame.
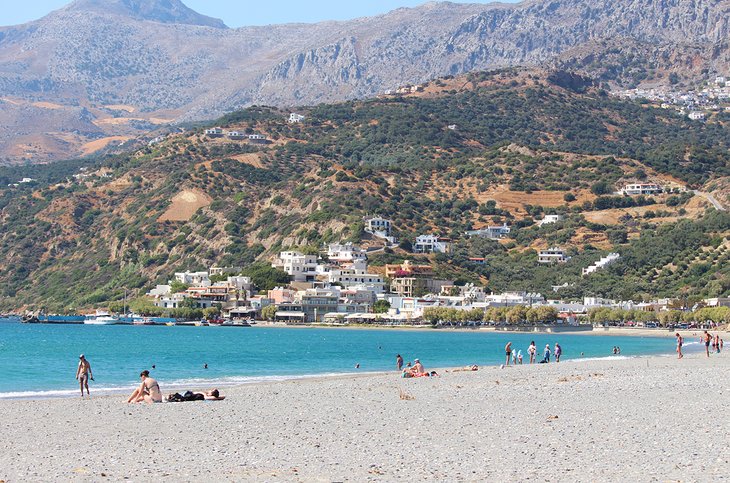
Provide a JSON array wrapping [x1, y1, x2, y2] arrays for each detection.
[[505, 341, 561, 365], [611, 346, 622, 355], [396, 354, 438, 378], [700, 330, 723, 357], [75, 355, 223, 403]]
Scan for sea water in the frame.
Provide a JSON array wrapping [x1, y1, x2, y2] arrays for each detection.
[[0, 321, 693, 398]]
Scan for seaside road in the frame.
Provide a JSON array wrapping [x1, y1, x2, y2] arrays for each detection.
[[0, 352, 729, 481]]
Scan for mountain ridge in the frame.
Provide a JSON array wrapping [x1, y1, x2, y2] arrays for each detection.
[[0, 0, 729, 164]]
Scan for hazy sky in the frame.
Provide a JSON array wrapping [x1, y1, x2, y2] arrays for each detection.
[[1, 0, 520, 28]]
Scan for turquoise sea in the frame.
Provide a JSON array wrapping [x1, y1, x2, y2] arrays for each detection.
[[0, 319, 695, 398]]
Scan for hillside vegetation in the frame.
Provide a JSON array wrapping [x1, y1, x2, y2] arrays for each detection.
[[0, 70, 728, 311]]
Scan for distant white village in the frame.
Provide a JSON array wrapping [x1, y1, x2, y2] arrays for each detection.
[[615, 74, 730, 120]]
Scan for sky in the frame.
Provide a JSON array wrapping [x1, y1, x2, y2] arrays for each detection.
[[0, 0, 520, 28]]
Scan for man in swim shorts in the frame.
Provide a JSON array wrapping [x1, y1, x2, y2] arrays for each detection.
[[703, 331, 712, 357], [505, 342, 512, 366], [75, 354, 94, 397]]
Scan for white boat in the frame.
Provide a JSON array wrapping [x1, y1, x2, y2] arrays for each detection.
[[84, 310, 118, 325]]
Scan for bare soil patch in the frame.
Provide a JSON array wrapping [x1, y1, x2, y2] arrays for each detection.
[[158, 189, 212, 222]]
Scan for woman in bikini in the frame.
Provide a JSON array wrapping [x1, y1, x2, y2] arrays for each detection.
[[127, 370, 162, 404]]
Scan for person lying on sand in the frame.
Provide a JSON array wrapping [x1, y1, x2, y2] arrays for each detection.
[[449, 365, 479, 372], [167, 389, 225, 402], [127, 370, 162, 404]]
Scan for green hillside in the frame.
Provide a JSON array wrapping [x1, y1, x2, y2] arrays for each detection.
[[0, 69, 728, 311]]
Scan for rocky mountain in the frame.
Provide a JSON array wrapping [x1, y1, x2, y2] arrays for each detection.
[[0, 0, 729, 163]]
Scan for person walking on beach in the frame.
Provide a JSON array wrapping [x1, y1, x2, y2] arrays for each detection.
[[505, 342, 513, 366], [554, 343, 562, 363], [703, 331, 712, 357], [75, 354, 94, 397], [676, 333, 683, 359], [396, 354, 403, 371], [528, 341, 536, 364]]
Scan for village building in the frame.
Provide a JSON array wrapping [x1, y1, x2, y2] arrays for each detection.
[[688, 111, 706, 121], [328, 268, 385, 293], [583, 253, 621, 276], [413, 234, 452, 253], [288, 113, 305, 123], [621, 183, 662, 195], [538, 247, 569, 264], [465, 224, 510, 239], [273, 251, 318, 282], [204, 127, 224, 137], [174, 271, 211, 287], [538, 214, 564, 226]]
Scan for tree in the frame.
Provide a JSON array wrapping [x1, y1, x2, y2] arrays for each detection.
[[373, 300, 391, 314], [170, 280, 189, 293], [242, 263, 291, 291], [261, 305, 277, 321], [506, 305, 528, 324], [563, 193, 576, 203]]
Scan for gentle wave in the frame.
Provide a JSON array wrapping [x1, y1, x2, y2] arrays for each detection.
[[0, 371, 375, 400]]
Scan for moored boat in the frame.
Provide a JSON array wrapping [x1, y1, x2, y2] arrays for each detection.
[[84, 310, 119, 325]]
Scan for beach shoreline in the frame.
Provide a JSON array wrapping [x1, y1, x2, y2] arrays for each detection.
[[1, 352, 728, 481]]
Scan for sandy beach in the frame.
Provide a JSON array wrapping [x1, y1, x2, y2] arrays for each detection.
[[1, 351, 728, 482]]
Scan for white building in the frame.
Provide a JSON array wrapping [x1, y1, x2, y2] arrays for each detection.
[[414, 234, 452, 253], [364, 217, 396, 243], [622, 183, 662, 195], [288, 113, 305, 123], [538, 214, 564, 226], [688, 111, 706, 121], [273, 251, 317, 282], [583, 253, 620, 276], [327, 243, 367, 264], [226, 131, 247, 139], [485, 292, 545, 307], [204, 127, 224, 137], [174, 271, 211, 287], [248, 134, 268, 144], [465, 224, 510, 240], [19, 178, 35, 183], [328, 268, 385, 294], [538, 247, 569, 264]]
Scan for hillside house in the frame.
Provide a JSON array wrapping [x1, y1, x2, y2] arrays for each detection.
[[273, 251, 317, 282], [226, 131, 247, 139], [248, 134, 268, 144], [413, 234, 451, 254], [288, 113, 305, 123], [328, 268, 385, 294], [204, 127, 224, 137], [538, 247, 569, 264], [327, 243, 367, 265], [468, 257, 486, 265], [688, 111, 706, 121], [364, 216, 396, 243], [538, 214, 564, 226], [583, 253, 620, 276], [465, 224, 510, 240], [174, 271, 210, 287], [622, 183, 662, 195]]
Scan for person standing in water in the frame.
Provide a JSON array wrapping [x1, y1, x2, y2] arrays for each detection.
[[528, 341, 536, 364], [505, 342, 513, 366], [543, 344, 551, 363], [703, 331, 712, 357], [554, 343, 562, 363], [396, 354, 403, 371], [75, 354, 94, 397], [676, 333, 684, 359]]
